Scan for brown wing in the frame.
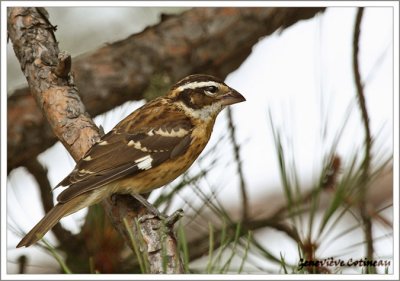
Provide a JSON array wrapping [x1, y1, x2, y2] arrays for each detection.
[[56, 100, 193, 203]]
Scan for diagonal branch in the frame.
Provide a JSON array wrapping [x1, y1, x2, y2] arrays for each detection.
[[7, 7, 326, 172], [7, 7, 182, 273], [7, 8, 101, 161]]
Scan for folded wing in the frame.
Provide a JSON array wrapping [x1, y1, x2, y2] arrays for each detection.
[[56, 107, 193, 203]]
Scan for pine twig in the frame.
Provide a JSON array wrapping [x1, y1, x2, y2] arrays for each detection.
[[352, 7, 375, 273], [227, 107, 249, 220], [17, 255, 27, 274]]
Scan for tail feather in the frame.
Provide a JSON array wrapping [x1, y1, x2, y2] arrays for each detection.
[[17, 203, 75, 248]]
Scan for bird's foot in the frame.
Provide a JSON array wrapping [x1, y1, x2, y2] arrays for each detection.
[[131, 194, 184, 225], [164, 208, 184, 226], [131, 193, 164, 217]]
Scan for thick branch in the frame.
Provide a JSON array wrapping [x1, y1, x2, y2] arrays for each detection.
[[8, 7, 326, 172], [7, 7, 101, 161], [104, 195, 184, 273], [8, 7, 182, 273]]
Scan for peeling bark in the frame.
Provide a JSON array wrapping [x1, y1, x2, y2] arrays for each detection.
[[7, 8, 101, 162]]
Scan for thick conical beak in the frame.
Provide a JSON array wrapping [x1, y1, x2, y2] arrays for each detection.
[[220, 88, 246, 106]]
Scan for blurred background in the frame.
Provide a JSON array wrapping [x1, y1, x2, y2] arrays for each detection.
[[6, 5, 395, 275]]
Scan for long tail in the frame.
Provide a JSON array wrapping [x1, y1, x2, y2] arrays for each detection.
[[17, 202, 77, 248]]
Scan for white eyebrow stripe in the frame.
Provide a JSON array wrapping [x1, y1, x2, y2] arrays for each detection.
[[177, 81, 221, 91]]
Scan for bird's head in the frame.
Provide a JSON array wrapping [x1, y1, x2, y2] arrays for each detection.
[[168, 74, 246, 120]]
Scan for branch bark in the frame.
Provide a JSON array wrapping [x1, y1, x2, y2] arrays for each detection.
[[7, 7, 326, 172], [7, 8, 101, 162], [104, 195, 184, 273]]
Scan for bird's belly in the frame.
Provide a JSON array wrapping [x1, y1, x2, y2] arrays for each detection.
[[114, 136, 208, 195]]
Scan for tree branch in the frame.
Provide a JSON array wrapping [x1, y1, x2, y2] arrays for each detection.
[[7, 7, 182, 273], [226, 107, 249, 220], [7, 7, 326, 172], [352, 7, 375, 273], [7, 7, 101, 161]]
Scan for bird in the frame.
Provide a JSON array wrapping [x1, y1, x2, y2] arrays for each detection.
[[17, 74, 246, 248]]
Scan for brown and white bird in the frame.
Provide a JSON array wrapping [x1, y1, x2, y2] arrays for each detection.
[[17, 74, 245, 248]]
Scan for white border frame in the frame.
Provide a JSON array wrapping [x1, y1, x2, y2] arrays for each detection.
[[1, 1, 399, 280]]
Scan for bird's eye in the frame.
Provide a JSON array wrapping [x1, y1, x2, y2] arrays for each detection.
[[204, 86, 218, 94]]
